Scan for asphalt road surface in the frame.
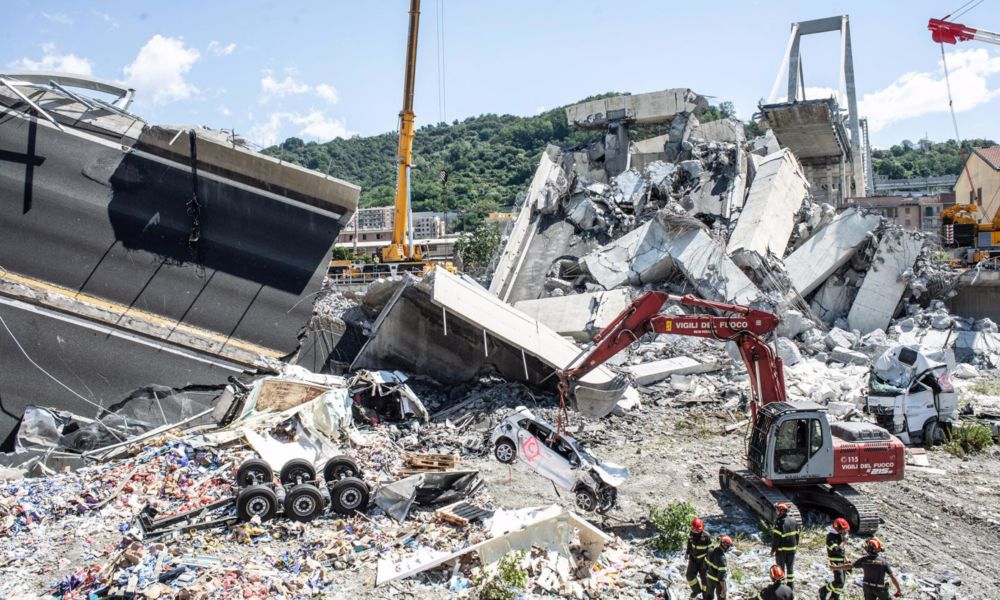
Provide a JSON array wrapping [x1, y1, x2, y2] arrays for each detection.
[[0, 117, 340, 354], [0, 297, 243, 446]]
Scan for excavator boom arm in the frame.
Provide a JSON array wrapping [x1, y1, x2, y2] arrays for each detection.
[[561, 291, 785, 419]]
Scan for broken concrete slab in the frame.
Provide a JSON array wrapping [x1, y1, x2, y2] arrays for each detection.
[[489, 146, 567, 300], [676, 142, 745, 220], [727, 149, 809, 269], [611, 170, 648, 213], [694, 117, 746, 144], [776, 337, 802, 366], [375, 504, 609, 585], [810, 275, 855, 325], [649, 213, 762, 306], [579, 211, 763, 305], [954, 330, 1000, 365], [564, 193, 601, 231], [783, 207, 881, 297], [630, 134, 668, 170], [776, 309, 814, 339], [748, 130, 780, 157], [666, 112, 699, 162], [848, 230, 924, 334], [353, 270, 634, 417], [566, 149, 608, 184], [579, 219, 673, 289], [514, 289, 631, 343], [825, 327, 859, 350], [644, 161, 675, 197], [565, 89, 708, 129], [624, 356, 722, 386], [830, 347, 870, 365], [760, 98, 864, 208]]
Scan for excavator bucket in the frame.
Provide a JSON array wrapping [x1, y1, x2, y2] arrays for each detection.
[[572, 375, 630, 418]]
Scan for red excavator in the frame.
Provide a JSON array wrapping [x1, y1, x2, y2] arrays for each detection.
[[558, 292, 905, 534]]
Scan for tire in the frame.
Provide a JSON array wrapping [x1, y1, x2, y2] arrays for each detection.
[[494, 438, 516, 464], [575, 487, 598, 512], [323, 456, 361, 482], [235, 458, 272, 488], [279, 458, 316, 485], [284, 484, 324, 522], [923, 418, 944, 446], [236, 485, 278, 521], [329, 477, 370, 514]]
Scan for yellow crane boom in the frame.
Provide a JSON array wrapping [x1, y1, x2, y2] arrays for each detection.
[[382, 0, 422, 263]]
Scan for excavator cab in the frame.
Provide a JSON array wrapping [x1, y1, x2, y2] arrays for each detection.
[[747, 402, 835, 483]]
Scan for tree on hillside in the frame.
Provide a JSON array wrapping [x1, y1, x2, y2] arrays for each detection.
[[870, 138, 996, 180], [270, 96, 930, 213], [453, 222, 501, 276]]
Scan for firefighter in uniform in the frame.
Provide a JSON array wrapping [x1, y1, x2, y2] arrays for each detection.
[[685, 517, 712, 598], [704, 535, 733, 600], [833, 538, 903, 599], [770, 502, 800, 589], [819, 517, 850, 600], [756, 565, 794, 600]]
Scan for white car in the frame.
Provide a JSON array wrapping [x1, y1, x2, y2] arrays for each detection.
[[490, 406, 628, 512], [865, 345, 959, 445]]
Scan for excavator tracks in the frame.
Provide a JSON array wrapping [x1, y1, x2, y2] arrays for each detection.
[[720, 467, 880, 536], [786, 484, 881, 536], [719, 467, 802, 531]]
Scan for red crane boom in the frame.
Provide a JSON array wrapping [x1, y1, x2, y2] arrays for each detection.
[[928, 18, 1000, 45]]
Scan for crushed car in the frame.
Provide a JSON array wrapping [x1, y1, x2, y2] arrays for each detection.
[[865, 345, 959, 445], [490, 406, 627, 513], [349, 370, 429, 424]]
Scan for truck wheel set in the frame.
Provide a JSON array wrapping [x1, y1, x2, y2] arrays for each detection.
[[234, 456, 371, 522]]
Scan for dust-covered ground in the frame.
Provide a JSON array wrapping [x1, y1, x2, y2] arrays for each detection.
[[453, 394, 1000, 599], [3, 376, 997, 599]]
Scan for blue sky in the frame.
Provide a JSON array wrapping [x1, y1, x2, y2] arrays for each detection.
[[4, 1, 1000, 149]]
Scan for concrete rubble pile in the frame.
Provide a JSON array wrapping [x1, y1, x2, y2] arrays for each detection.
[[470, 95, 1000, 563], [0, 370, 652, 599], [2, 89, 998, 600], [484, 90, 987, 405]]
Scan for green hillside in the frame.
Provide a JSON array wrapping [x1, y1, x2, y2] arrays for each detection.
[[870, 139, 996, 180], [265, 98, 992, 226], [264, 94, 724, 224], [265, 105, 604, 220]]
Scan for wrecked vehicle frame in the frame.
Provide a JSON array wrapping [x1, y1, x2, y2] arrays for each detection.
[[490, 406, 627, 513]]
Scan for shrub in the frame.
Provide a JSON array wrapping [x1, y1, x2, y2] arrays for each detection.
[[649, 501, 697, 553], [944, 422, 995, 458], [476, 551, 527, 600], [931, 249, 952, 263]]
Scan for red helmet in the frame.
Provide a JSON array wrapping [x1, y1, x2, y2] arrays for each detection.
[[866, 538, 883, 554], [833, 518, 850, 532], [775, 502, 791, 514], [691, 518, 705, 533], [719, 535, 734, 549], [769, 565, 785, 582]]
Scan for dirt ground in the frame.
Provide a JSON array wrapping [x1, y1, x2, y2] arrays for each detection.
[[461, 398, 1000, 599], [4, 380, 996, 599]]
